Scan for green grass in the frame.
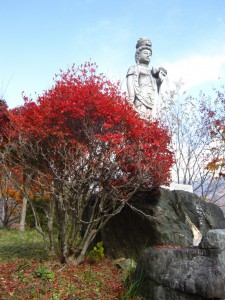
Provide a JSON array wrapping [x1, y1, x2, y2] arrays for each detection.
[[0, 228, 48, 262]]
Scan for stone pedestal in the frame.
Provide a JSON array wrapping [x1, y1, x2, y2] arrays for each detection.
[[166, 182, 193, 193]]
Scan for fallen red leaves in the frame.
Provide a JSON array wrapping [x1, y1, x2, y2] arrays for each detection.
[[154, 245, 198, 250], [0, 258, 123, 299]]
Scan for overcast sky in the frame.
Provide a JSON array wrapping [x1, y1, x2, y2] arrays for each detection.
[[1, 0, 225, 108]]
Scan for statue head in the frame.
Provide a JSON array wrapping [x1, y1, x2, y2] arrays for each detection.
[[135, 37, 152, 63]]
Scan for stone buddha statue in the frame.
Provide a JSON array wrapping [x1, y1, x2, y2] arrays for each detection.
[[126, 38, 167, 118]]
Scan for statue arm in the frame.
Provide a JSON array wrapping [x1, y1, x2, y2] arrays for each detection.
[[152, 67, 167, 93], [158, 68, 167, 82]]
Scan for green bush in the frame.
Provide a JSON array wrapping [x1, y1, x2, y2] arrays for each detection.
[[34, 266, 55, 282], [87, 241, 104, 261]]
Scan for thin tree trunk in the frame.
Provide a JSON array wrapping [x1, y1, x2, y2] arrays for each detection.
[[19, 196, 28, 231], [55, 196, 67, 263], [69, 230, 97, 266], [47, 200, 55, 253], [58, 211, 67, 263]]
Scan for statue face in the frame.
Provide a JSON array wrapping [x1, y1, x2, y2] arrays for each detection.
[[138, 49, 151, 64]]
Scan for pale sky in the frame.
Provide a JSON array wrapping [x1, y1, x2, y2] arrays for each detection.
[[1, 0, 225, 108]]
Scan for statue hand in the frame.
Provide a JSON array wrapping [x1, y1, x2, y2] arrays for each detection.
[[158, 67, 167, 82]]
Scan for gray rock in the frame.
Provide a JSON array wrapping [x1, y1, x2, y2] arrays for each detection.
[[114, 258, 137, 281], [102, 188, 225, 259], [135, 245, 225, 299], [200, 229, 225, 249], [114, 258, 137, 271]]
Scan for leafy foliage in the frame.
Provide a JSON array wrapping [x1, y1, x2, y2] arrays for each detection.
[[87, 241, 104, 262], [34, 266, 55, 282], [0, 99, 10, 136], [201, 86, 225, 177], [0, 170, 23, 228]]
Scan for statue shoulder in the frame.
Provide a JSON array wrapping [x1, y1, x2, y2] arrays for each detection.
[[126, 65, 139, 77]]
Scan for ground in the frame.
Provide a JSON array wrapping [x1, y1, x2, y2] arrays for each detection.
[[0, 229, 137, 299]]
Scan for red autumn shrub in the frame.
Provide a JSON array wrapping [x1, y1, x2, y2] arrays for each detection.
[[8, 62, 173, 264]]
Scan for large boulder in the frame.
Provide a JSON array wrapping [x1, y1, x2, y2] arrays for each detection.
[[134, 229, 225, 300], [102, 188, 225, 258]]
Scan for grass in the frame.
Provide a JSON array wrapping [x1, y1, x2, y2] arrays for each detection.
[[0, 229, 48, 262], [0, 228, 140, 299]]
